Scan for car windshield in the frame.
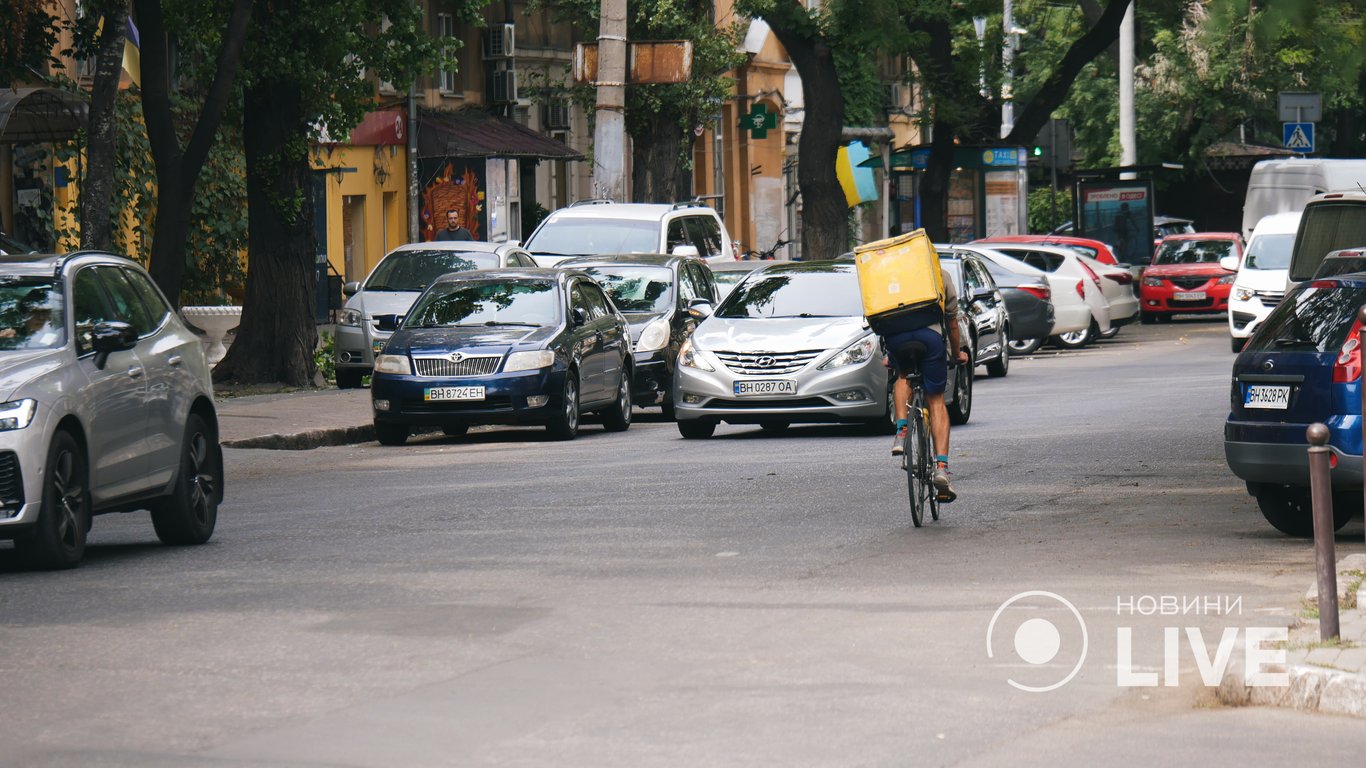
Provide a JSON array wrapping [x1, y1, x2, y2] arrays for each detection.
[[364, 250, 498, 292], [1152, 239, 1233, 266], [716, 268, 861, 318], [0, 277, 65, 350], [405, 280, 559, 328], [1248, 283, 1366, 353], [525, 218, 658, 255], [578, 266, 674, 313], [1244, 233, 1295, 270]]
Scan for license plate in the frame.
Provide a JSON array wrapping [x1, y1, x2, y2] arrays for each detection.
[[1245, 385, 1290, 410], [1173, 291, 1207, 300], [424, 386, 485, 401], [734, 379, 796, 396]]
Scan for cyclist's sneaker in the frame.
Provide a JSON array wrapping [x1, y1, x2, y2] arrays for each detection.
[[891, 425, 908, 456], [934, 465, 957, 503]]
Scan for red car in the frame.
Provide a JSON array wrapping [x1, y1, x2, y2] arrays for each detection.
[[972, 234, 1123, 265], [1139, 233, 1243, 323]]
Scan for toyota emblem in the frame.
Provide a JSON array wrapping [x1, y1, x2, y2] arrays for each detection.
[[755, 356, 777, 368], [449, 351, 466, 363]]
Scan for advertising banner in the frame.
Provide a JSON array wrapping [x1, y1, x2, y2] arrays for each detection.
[[1076, 181, 1154, 266]]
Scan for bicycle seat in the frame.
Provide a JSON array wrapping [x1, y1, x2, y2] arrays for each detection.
[[894, 339, 929, 360]]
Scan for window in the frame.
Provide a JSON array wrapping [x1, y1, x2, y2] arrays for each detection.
[[96, 267, 154, 337], [72, 268, 114, 355], [967, 259, 995, 293], [666, 219, 690, 252], [685, 216, 724, 259], [1291, 203, 1366, 282], [437, 14, 459, 95], [123, 269, 172, 331], [580, 281, 612, 319], [680, 264, 707, 303]]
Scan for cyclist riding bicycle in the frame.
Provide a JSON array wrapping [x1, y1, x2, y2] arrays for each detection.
[[884, 262, 968, 502]]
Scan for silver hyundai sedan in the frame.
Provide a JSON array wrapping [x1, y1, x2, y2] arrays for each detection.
[[672, 261, 894, 438]]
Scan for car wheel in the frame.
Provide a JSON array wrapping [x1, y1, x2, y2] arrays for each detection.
[[336, 368, 365, 389], [547, 372, 581, 440], [14, 430, 90, 569], [150, 413, 221, 546], [1255, 486, 1314, 537], [1140, 312, 1156, 325], [677, 419, 716, 439], [986, 330, 1010, 377], [760, 421, 789, 434], [1099, 325, 1120, 339], [599, 372, 632, 432], [1231, 336, 1246, 353], [1007, 337, 1043, 355], [441, 425, 469, 437], [374, 421, 409, 446], [948, 365, 972, 426], [1051, 321, 1096, 350]]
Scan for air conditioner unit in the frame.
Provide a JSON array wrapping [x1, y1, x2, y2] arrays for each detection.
[[492, 68, 519, 104], [545, 99, 571, 130], [483, 24, 515, 59]]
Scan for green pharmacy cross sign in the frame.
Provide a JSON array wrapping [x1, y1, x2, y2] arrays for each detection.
[[741, 103, 779, 139]]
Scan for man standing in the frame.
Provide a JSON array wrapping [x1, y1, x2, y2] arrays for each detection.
[[434, 209, 473, 241]]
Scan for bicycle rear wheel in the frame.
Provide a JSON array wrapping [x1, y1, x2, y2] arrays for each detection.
[[921, 414, 940, 521], [905, 410, 925, 527]]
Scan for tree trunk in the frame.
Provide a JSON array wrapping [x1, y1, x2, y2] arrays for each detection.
[[629, 106, 685, 203], [765, 20, 847, 260], [212, 77, 317, 386], [80, 8, 126, 251]]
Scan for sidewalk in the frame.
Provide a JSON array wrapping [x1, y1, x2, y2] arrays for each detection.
[[1219, 553, 1366, 718], [216, 387, 376, 449]]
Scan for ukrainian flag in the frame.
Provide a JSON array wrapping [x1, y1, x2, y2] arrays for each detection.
[[122, 17, 141, 88], [836, 141, 878, 207]]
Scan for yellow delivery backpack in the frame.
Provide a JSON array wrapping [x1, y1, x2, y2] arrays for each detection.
[[853, 229, 945, 337]]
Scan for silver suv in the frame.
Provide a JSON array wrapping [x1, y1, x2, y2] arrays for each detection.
[[522, 201, 738, 265], [0, 252, 222, 569]]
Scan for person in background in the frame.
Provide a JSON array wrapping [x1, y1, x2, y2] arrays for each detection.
[[434, 209, 473, 241]]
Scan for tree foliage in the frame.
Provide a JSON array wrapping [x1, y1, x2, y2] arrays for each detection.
[[0, 0, 60, 86]]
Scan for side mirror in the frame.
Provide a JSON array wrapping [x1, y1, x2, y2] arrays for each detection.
[[342, 281, 361, 297], [373, 314, 403, 332], [570, 307, 589, 327], [671, 244, 700, 258], [1219, 255, 1240, 272], [687, 298, 714, 321], [92, 321, 137, 370]]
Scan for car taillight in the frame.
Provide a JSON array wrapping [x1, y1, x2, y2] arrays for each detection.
[[1075, 280, 1085, 299], [1019, 284, 1051, 301], [1334, 320, 1362, 383], [1078, 260, 1103, 288], [1104, 272, 1133, 285]]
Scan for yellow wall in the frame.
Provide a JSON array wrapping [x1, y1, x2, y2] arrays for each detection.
[[312, 144, 409, 283]]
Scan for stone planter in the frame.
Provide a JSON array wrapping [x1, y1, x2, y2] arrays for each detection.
[[180, 306, 242, 365]]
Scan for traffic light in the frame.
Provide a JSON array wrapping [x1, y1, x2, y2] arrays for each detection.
[[1031, 118, 1073, 173], [1032, 146, 1043, 158]]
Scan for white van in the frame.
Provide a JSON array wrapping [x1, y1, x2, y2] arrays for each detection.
[[1224, 211, 1301, 352], [1286, 190, 1366, 288], [1242, 159, 1366, 240]]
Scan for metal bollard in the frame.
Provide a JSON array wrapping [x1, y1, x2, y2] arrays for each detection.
[[1308, 423, 1340, 641]]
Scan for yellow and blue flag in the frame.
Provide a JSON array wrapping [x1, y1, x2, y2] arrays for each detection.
[[836, 141, 878, 207], [121, 16, 141, 87]]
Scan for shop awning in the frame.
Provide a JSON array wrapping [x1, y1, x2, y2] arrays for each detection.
[[416, 108, 583, 161], [0, 87, 88, 144]]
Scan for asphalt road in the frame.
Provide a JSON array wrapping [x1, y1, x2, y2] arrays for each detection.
[[4, 317, 1364, 766]]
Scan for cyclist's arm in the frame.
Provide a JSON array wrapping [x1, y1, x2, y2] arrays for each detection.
[[941, 267, 964, 356]]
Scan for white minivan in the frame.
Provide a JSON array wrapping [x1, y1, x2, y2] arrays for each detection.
[[1224, 211, 1301, 353], [1241, 158, 1366, 240]]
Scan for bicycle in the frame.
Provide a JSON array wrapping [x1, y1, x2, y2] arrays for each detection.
[[896, 343, 940, 528], [743, 238, 790, 261]]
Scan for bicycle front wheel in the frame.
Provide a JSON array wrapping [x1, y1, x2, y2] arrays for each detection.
[[905, 413, 925, 527]]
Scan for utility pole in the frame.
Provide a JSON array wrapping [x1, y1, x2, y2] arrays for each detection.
[[591, 0, 628, 201], [407, 83, 420, 242], [1000, 0, 1018, 139], [1118, 0, 1136, 179]]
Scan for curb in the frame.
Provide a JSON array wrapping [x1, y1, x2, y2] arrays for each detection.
[[223, 425, 376, 451], [1218, 657, 1366, 718]]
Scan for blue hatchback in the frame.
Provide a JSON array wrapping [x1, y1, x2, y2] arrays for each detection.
[[1225, 275, 1365, 535], [369, 269, 634, 444]]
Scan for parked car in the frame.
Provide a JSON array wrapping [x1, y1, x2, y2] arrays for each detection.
[[1050, 214, 1195, 247], [1078, 253, 1139, 337], [949, 245, 1056, 355], [938, 248, 1010, 377], [1286, 190, 1366, 291], [1225, 275, 1365, 535], [1140, 233, 1242, 323], [0, 252, 223, 568], [334, 241, 539, 389], [671, 261, 972, 438], [710, 260, 766, 300], [556, 254, 717, 415], [972, 242, 1113, 349], [369, 268, 633, 444], [522, 200, 738, 265], [972, 234, 1123, 266], [1241, 157, 1366, 239], [1226, 212, 1300, 353], [1312, 247, 1366, 279]]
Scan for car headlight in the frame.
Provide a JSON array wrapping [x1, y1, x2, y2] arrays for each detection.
[[636, 318, 670, 352], [0, 399, 36, 431], [339, 308, 363, 327], [678, 338, 714, 371], [373, 354, 412, 375], [504, 350, 554, 372], [1232, 286, 1254, 301], [819, 334, 879, 370], [1142, 277, 1164, 287], [1217, 274, 1236, 285]]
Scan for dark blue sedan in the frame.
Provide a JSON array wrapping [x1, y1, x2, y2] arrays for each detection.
[[1225, 274, 1365, 535], [370, 269, 633, 444]]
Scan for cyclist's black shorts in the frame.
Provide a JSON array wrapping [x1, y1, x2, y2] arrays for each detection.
[[885, 327, 948, 395]]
